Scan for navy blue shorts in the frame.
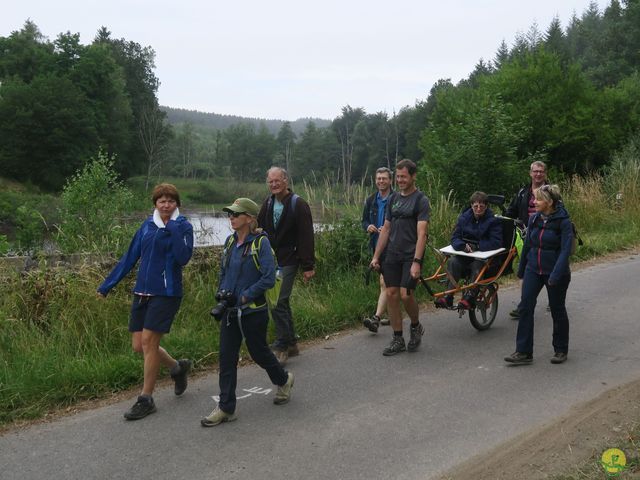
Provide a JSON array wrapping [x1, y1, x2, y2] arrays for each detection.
[[382, 251, 418, 290], [129, 295, 182, 333]]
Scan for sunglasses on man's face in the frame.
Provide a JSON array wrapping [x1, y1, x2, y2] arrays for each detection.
[[227, 211, 246, 218]]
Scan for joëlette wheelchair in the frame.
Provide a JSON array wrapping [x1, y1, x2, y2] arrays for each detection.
[[419, 195, 525, 331]]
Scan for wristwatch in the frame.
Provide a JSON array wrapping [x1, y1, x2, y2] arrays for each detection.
[[412, 258, 423, 265]]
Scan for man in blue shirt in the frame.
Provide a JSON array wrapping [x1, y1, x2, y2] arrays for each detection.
[[362, 167, 393, 332]]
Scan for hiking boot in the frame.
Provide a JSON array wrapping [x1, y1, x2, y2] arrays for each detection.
[[382, 336, 406, 356], [171, 359, 191, 396], [124, 396, 157, 420], [200, 406, 237, 427], [363, 315, 380, 333], [435, 295, 453, 309], [504, 352, 533, 365], [407, 323, 424, 352], [550, 352, 567, 364], [274, 372, 294, 405], [288, 344, 300, 357], [509, 309, 520, 320], [380, 318, 390, 326], [275, 349, 289, 366], [270, 340, 287, 351]]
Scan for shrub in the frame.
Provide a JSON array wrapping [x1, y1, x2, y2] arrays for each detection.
[[56, 151, 136, 255]]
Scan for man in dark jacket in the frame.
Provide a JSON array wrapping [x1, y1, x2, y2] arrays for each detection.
[[505, 160, 548, 226], [436, 191, 502, 309], [505, 160, 548, 318], [361, 167, 393, 332], [257, 167, 315, 365]]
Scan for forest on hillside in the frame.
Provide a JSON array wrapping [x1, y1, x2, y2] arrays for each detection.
[[1, 1, 639, 199], [162, 107, 331, 136]]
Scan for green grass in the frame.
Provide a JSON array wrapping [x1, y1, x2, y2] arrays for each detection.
[[125, 175, 267, 208], [1, 156, 640, 426], [550, 424, 640, 479]]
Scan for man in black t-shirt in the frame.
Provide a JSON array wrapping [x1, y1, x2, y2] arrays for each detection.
[[370, 159, 430, 356]]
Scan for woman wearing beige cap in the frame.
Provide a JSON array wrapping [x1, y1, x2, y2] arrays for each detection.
[[201, 197, 294, 427]]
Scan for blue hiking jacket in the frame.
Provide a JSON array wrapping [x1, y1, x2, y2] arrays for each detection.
[[517, 205, 573, 283], [451, 207, 502, 252], [219, 232, 276, 313], [98, 215, 194, 297]]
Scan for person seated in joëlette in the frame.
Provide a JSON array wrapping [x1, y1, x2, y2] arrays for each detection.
[[436, 191, 502, 310]]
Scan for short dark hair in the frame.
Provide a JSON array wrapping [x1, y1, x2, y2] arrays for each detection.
[[152, 183, 181, 206], [395, 159, 417, 175], [470, 191, 488, 205]]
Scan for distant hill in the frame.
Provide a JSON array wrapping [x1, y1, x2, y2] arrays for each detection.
[[161, 106, 332, 136]]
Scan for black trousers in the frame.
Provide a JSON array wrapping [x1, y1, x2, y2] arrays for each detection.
[[218, 309, 288, 414], [446, 256, 485, 295], [516, 270, 571, 354]]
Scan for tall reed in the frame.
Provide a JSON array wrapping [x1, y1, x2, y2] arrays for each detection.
[[2, 156, 640, 425]]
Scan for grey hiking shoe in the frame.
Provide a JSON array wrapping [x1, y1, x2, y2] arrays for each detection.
[[550, 352, 567, 364], [509, 309, 519, 319], [201, 406, 237, 427], [383, 336, 406, 356], [363, 315, 380, 333], [288, 344, 300, 357], [124, 396, 156, 420], [504, 351, 533, 365], [274, 372, 294, 405], [407, 323, 424, 352], [171, 359, 191, 396], [379, 318, 390, 326]]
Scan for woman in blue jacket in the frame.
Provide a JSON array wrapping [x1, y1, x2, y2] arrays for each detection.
[[98, 183, 194, 420], [436, 191, 502, 309], [505, 184, 573, 365], [201, 197, 294, 427]]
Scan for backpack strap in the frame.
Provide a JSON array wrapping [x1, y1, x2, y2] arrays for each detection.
[[266, 193, 299, 212], [412, 191, 426, 220], [249, 233, 268, 271], [222, 234, 235, 269]]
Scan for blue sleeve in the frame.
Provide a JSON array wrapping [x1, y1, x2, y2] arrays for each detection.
[[362, 197, 371, 231], [480, 217, 503, 251], [218, 235, 233, 293], [384, 193, 393, 222], [165, 219, 194, 266], [549, 219, 573, 283], [97, 225, 143, 295], [241, 238, 276, 301], [451, 215, 466, 251]]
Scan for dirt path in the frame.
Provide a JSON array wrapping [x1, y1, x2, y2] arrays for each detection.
[[439, 378, 640, 479], [438, 245, 640, 480]]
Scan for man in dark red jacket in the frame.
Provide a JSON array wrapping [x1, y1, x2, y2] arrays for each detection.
[[257, 167, 315, 365]]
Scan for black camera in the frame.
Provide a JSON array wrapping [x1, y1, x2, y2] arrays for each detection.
[[210, 290, 237, 321]]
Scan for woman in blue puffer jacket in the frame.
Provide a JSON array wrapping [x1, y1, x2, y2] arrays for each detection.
[[505, 184, 573, 365], [98, 183, 194, 420]]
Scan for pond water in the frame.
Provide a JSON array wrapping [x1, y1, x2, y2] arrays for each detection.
[[186, 211, 326, 247], [188, 213, 234, 247]]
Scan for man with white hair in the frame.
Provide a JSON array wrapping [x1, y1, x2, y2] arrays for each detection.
[[257, 167, 315, 365]]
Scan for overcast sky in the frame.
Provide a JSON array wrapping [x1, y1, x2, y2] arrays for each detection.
[[3, 0, 609, 121]]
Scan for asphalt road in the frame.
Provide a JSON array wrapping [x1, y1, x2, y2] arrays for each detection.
[[2, 252, 640, 480]]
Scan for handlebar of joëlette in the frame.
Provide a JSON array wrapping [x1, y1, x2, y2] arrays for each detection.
[[494, 215, 525, 227]]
